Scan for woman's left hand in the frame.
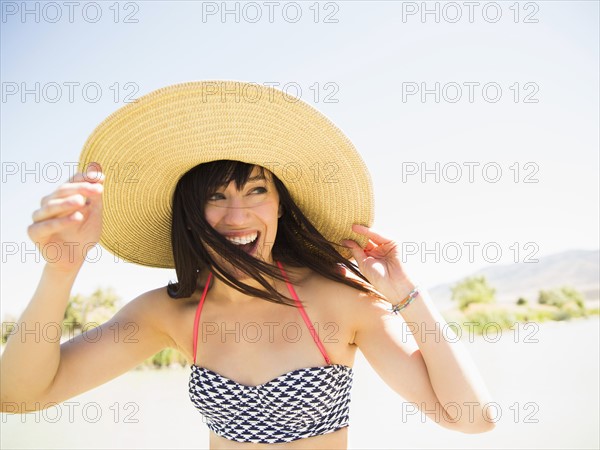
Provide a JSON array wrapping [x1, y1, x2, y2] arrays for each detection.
[[342, 224, 415, 301]]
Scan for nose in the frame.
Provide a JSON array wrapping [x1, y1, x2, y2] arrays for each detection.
[[221, 200, 251, 226]]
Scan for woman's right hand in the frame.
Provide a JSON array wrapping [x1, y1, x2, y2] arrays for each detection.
[[27, 162, 105, 273]]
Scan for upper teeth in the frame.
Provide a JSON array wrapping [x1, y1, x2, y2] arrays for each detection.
[[225, 233, 258, 245]]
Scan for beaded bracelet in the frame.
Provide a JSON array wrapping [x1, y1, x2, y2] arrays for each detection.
[[390, 286, 420, 314]]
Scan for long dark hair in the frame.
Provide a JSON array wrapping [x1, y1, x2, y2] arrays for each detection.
[[167, 160, 383, 305]]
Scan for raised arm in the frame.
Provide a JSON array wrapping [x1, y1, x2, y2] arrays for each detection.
[[343, 225, 496, 433], [0, 164, 173, 412]]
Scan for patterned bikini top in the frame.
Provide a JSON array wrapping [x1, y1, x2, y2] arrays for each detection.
[[188, 261, 353, 444]]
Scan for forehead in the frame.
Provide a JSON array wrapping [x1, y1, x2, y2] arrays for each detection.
[[247, 166, 270, 180]]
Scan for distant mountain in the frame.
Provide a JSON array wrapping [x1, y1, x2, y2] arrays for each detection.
[[429, 249, 599, 311]]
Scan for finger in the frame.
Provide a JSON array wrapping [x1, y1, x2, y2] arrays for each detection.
[[341, 239, 366, 263], [351, 224, 393, 245], [34, 196, 86, 222], [35, 192, 100, 222], [84, 187, 104, 213], [70, 171, 105, 184], [41, 183, 103, 208], [86, 161, 102, 173], [364, 239, 377, 252], [27, 212, 84, 241], [69, 162, 105, 184]]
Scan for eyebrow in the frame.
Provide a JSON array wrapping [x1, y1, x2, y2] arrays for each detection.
[[247, 175, 267, 182]]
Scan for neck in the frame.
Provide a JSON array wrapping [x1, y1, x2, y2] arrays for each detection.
[[198, 263, 281, 305]]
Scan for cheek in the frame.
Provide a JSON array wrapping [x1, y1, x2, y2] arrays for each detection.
[[204, 207, 219, 227], [256, 203, 279, 223]]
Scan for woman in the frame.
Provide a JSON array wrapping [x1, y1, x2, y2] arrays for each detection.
[[1, 81, 495, 449]]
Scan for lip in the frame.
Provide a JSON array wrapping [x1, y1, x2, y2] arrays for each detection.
[[221, 230, 261, 256], [247, 233, 260, 256], [220, 230, 259, 238]]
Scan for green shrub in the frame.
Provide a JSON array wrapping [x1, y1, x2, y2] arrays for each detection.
[[513, 306, 533, 322], [563, 301, 585, 318], [1, 320, 17, 344], [527, 305, 558, 322], [451, 276, 497, 311], [551, 309, 571, 321], [464, 305, 515, 333], [538, 286, 585, 309], [147, 348, 187, 368], [444, 289, 595, 336]]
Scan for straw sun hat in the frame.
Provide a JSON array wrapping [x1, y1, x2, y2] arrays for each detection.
[[78, 80, 374, 268]]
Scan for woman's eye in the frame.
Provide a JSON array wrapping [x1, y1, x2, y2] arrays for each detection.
[[208, 193, 225, 201], [251, 187, 267, 194]]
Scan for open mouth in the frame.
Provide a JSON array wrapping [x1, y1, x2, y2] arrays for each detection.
[[225, 232, 260, 255]]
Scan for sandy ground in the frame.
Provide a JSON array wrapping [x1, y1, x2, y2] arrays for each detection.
[[2, 317, 598, 449]]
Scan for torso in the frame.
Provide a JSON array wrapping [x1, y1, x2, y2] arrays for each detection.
[[153, 266, 361, 449], [209, 426, 348, 449]]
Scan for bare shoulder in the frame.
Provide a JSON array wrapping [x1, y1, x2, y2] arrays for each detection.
[[301, 266, 388, 306], [115, 285, 193, 348], [297, 266, 391, 341], [119, 285, 175, 318]]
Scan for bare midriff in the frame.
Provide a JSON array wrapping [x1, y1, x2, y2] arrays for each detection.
[[208, 426, 348, 450]]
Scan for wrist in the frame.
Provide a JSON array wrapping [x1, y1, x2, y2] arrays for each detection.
[[43, 262, 82, 279], [389, 283, 420, 314], [384, 279, 417, 301]]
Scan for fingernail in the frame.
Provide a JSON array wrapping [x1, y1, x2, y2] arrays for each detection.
[[85, 171, 101, 181]]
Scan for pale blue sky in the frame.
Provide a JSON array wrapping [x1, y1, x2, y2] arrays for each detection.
[[1, 1, 598, 316]]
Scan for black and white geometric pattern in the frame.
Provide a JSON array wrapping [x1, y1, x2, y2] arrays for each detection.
[[189, 364, 353, 444]]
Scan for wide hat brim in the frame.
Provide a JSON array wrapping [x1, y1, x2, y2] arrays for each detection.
[[78, 80, 374, 268]]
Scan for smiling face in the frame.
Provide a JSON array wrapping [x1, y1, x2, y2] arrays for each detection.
[[203, 165, 281, 275]]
